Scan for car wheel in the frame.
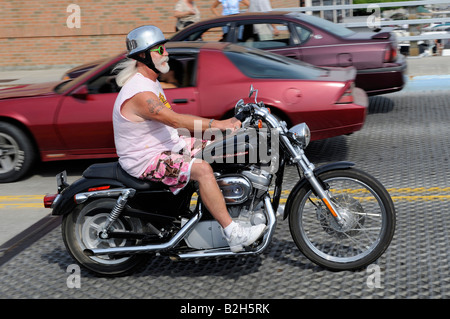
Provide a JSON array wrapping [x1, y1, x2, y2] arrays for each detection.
[[0, 122, 35, 182]]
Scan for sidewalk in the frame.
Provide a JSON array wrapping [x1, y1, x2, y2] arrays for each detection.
[[405, 55, 450, 77], [0, 68, 68, 88]]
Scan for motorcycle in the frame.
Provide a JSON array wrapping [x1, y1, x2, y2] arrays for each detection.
[[44, 86, 396, 276]]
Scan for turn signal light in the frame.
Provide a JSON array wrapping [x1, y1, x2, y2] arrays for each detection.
[[258, 119, 263, 128]]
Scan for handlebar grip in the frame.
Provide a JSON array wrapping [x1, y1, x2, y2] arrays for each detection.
[[234, 111, 248, 122]]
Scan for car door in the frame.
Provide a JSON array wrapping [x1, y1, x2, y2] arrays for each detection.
[[56, 65, 119, 157], [233, 20, 303, 60], [292, 21, 352, 68]]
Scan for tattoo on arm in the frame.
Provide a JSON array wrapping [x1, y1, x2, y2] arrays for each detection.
[[146, 98, 165, 115]]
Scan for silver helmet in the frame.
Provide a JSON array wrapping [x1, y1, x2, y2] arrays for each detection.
[[126, 25, 167, 58]]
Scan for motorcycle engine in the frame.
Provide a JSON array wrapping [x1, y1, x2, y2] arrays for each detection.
[[184, 167, 272, 249]]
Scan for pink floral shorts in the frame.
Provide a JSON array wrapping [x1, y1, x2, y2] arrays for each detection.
[[140, 137, 209, 193]]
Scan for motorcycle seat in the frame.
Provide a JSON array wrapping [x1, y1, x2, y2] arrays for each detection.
[[82, 162, 170, 191]]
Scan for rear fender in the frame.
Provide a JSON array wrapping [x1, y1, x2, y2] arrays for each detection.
[[51, 177, 126, 216], [283, 161, 355, 220]]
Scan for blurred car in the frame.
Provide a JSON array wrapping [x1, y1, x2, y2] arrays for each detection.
[[0, 42, 367, 183], [171, 11, 407, 96]]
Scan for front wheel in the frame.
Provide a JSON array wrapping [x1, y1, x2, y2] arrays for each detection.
[[289, 168, 396, 271]]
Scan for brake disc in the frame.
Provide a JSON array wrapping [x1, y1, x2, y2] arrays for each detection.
[[315, 194, 365, 239]]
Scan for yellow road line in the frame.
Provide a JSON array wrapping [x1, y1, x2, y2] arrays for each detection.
[[391, 195, 450, 202], [0, 195, 44, 209], [1, 187, 450, 210], [387, 187, 450, 193], [0, 195, 43, 202], [0, 203, 43, 208]]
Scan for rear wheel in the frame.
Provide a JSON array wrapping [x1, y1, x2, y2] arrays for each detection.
[[62, 198, 149, 276]]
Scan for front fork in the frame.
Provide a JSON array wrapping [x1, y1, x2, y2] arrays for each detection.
[[302, 167, 344, 225], [281, 136, 344, 225]]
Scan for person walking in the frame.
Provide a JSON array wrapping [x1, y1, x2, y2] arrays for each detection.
[[248, 0, 272, 12], [174, 0, 201, 31], [247, 0, 279, 39], [210, 0, 249, 17]]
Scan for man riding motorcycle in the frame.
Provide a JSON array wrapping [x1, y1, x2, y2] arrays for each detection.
[[113, 25, 266, 253]]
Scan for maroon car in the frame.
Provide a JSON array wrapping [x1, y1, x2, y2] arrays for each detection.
[[0, 42, 367, 183], [171, 11, 407, 96]]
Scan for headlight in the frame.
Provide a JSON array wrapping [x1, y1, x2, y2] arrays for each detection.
[[288, 123, 311, 148]]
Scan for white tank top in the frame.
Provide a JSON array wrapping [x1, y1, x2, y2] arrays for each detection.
[[113, 73, 185, 178]]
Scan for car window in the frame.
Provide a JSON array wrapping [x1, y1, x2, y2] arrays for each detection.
[[158, 54, 197, 89], [83, 53, 198, 94], [86, 65, 120, 94], [224, 46, 326, 79], [179, 24, 231, 42], [291, 13, 354, 38], [54, 56, 123, 94], [236, 22, 292, 49], [294, 24, 312, 44]]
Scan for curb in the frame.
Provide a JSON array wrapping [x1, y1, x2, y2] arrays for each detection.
[[0, 215, 62, 267]]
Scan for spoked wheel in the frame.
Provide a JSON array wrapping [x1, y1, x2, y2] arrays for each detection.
[[289, 168, 396, 271], [62, 198, 149, 276]]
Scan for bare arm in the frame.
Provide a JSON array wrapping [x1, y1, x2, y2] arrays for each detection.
[[210, 0, 221, 16], [123, 91, 240, 132], [174, 10, 195, 18]]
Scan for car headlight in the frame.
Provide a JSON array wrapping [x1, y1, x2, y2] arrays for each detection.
[[288, 123, 311, 148]]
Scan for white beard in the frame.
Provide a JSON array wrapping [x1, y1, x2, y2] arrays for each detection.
[[155, 56, 170, 74]]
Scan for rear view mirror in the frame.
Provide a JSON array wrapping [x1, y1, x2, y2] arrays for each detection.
[[71, 85, 90, 100], [248, 84, 258, 103]]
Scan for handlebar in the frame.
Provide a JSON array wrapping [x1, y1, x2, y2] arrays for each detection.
[[234, 108, 250, 122], [234, 102, 285, 131]]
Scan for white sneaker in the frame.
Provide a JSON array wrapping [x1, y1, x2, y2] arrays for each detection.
[[226, 223, 267, 253]]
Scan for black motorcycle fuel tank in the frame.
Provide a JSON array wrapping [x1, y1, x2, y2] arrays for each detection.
[[196, 128, 260, 169]]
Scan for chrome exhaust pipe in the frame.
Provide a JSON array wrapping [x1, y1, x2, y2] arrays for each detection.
[[83, 211, 201, 256], [84, 195, 276, 258], [175, 195, 277, 260]]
